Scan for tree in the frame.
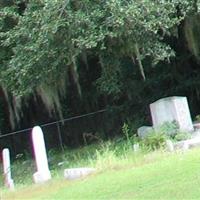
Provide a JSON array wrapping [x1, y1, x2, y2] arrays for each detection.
[[0, 0, 200, 129]]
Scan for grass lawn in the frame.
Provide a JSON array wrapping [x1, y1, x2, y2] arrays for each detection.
[[2, 148, 200, 200]]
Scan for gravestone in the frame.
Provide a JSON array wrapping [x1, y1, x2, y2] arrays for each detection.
[[64, 168, 96, 180], [174, 135, 200, 150], [166, 140, 174, 152], [137, 126, 153, 138], [2, 148, 14, 189], [133, 143, 140, 152], [32, 126, 51, 183], [150, 96, 194, 132]]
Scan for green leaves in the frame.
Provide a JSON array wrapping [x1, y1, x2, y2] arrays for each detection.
[[0, 0, 199, 96]]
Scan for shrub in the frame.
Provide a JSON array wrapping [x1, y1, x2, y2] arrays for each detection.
[[122, 122, 131, 143], [174, 132, 191, 141], [158, 121, 179, 138], [142, 131, 167, 151], [122, 122, 137, 146], [195, 114, 200, 122]]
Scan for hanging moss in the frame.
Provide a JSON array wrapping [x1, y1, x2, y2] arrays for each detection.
[[36, 73, 68, 120], [1, 87, 25, 130], [2, 87, 16, 129], [133, 43, 146, 81], [12, 96, 23, 126], [70, 58, 82, 98], [0, 70, 68, 130], [184, 14, 200, 61]]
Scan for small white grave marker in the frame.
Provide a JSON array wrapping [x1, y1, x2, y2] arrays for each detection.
[[32, 126, 51, 183], [2, 148, 14, 189], [64, 168, 96, 180], [133, 143, 140, 152], [166, 140, 174, 152], [183, 142, 189, 151]]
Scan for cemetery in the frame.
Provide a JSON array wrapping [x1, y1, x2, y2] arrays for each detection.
[[1, 96, 200, 199], [2, 1, 200, 199]]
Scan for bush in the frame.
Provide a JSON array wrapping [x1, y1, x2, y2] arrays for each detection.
[[140, 121, 191, 151], [158, 121, 179, 138], [142, 131, 167, 151], [121, 122, 138, 146], [174, 132, 191, 141], [122, 122, 131, 143]]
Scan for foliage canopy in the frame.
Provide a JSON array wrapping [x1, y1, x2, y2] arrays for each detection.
[[0, 0, 198, 95], [1, 0, 200, 130]]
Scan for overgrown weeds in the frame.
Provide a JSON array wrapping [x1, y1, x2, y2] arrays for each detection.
[[1, 121, 191, 189]]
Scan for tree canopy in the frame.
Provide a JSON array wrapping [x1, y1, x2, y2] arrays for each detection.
[[0, 0, 197, 94], [0, 0, 200, 131]]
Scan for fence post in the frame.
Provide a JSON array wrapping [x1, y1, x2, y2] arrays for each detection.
[[56, 122, 64, 152]]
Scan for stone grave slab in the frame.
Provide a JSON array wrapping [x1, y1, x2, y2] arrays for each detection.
[[64, 168, 96, 180], [150, 96, 193, 132]]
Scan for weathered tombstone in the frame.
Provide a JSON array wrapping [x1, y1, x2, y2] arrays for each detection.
[[137, 126, 153, 139], [2, 148, 14, 189], [172, 134, 200, 151], [183, 142, 189, 151], [150, 96, 194, 132], [133, 143, 140, 152], [166, 140, 174, 152], [64, 168, 96, 180], [32, 126, 51, 183], [193, 122, 200, 130]]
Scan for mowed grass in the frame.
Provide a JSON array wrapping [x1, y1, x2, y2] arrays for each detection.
[[2, 148, 200, 200]]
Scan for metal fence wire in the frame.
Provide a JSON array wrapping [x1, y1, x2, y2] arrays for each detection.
[[0, 109, 123, 158]]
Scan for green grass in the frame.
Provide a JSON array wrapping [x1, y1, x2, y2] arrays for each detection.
[[2, 139, 200, 199], [0, 139, 134, 187]]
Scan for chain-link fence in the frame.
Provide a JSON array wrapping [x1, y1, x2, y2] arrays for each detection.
[[0, 109, 123, 159]]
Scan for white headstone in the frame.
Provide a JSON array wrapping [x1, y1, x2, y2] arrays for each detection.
[[32, 126, 51, 183], [137, 126, 153, 139], [64, 168, 96, 180], [183, 142, 189, 151], [174, 135, 200, 151], [150, 96, 194, 132], [166, 140, 174, 152], [133, 143, 140, 152], [2, 148, 14, 189]]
